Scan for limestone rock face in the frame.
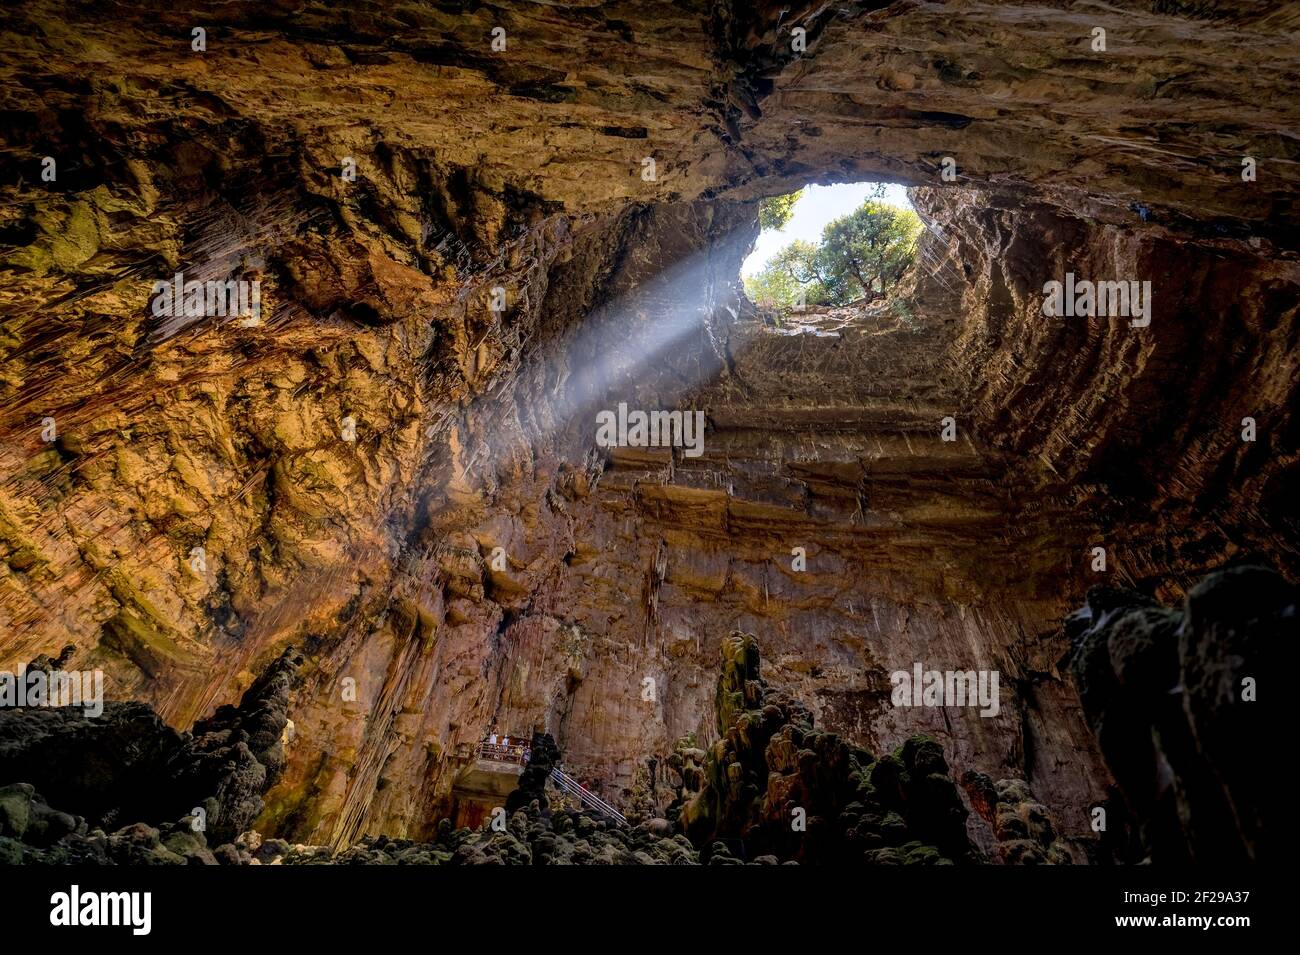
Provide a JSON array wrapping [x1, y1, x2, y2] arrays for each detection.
[[0, 1, 1296, 856], [0, 633, 986, 864], [961, 771, 1082, 865], [1064, 564, 1291, 863], [914, 187, 1300, 588], [683, 633, 978, 864]]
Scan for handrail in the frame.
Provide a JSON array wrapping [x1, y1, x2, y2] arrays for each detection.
[[550, 768, 618, 820], [472, 742, 528, 765], [548, 768, 627, 827]]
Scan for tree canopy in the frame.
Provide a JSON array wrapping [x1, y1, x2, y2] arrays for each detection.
[[744, 185, 923, 312], [757, 190, 803, 231]]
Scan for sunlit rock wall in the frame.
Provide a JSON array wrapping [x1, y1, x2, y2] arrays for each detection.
[[1, 1, 1296, 848]]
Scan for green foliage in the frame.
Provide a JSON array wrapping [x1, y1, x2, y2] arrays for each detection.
[[889, 295, 918, 329], [757, 190, 802, 231], [743, 240, 830, 309], [745, 185, 923, 313], [818, 186, 923, 302]]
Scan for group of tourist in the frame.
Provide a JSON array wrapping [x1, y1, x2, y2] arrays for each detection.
[[485, 732, 531, 763]]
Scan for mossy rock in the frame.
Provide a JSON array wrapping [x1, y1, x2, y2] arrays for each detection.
[[0, 784, 34, 839], [1000, 839, 1048, 864], [900, 735, 949, 778], [880, 811, 908, 846], [902, 843, 946, 865], [868, 755, 907, 811], [864, 846, 904, 864]]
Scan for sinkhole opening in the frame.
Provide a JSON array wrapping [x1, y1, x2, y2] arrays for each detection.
[[741, 181, 921, 322]]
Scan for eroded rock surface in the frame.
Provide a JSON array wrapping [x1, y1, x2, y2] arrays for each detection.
[[682, 633, 979, 864], [1, 2, 1296, 854], [0, 647, 301, 844], [1064, 563, 1290, 863], [0, 633, 982, 865]]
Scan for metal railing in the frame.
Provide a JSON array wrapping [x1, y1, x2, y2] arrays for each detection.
[[548, 767, 627, 827], [472, 741, 529, 765]]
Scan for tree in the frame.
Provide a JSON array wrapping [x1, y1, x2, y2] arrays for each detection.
[[744, 187, 923, 312], [757, 189, 803, 231], [815, 187, 923, 302], [743, 240, 831, 310]]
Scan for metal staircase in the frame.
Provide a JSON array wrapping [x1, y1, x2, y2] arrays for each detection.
[[548, 767, 627, 827]]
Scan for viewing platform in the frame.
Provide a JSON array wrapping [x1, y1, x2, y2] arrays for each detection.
[[448, 737, 529, 829]]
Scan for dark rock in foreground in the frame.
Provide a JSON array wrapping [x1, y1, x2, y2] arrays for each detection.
[[1064, 563, 1291, 863], [0, 648, 302, 849], [680, 632, 980, 864]]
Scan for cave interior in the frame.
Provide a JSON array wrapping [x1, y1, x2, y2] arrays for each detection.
[[0, 0, 1293, 865]]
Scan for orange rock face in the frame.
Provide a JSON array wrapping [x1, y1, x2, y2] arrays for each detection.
[[0, 2, 1295, 850]]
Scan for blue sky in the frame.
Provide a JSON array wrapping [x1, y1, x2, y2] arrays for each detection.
[[742, 181, 913, 277]]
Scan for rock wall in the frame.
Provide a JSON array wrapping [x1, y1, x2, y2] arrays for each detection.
[[916, 187, 1300, 592], [1064, 564, 1290, 863], [1, 1, 1296, 852]]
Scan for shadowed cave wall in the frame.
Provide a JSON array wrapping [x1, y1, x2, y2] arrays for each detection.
[[0, 1, 1296, 852]]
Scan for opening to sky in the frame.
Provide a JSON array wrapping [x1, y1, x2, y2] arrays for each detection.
[[742, 181, 913, 277]]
